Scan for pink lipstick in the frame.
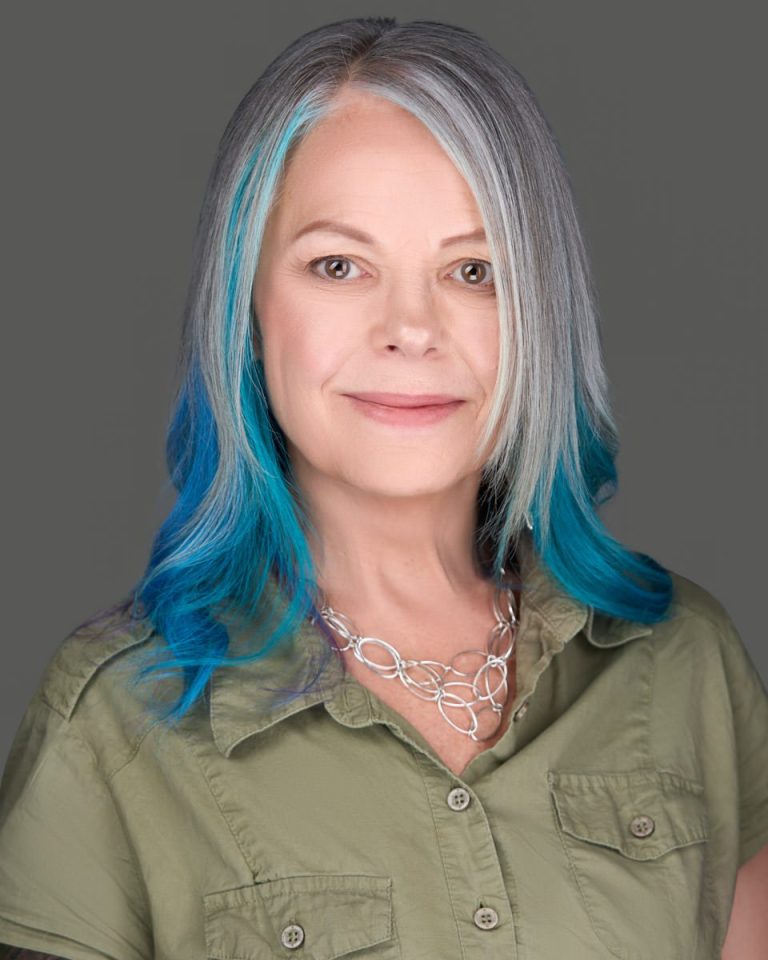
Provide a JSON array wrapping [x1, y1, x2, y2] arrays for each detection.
[[343, 392, 465, 427]]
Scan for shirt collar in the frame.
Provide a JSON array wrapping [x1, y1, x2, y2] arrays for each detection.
[[209, 530, 652, 757]]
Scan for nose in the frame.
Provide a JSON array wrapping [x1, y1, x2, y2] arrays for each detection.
[[372, 278, 445, 358]]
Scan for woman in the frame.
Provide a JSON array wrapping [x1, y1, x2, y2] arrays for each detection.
[[0, 16, 765, 960]]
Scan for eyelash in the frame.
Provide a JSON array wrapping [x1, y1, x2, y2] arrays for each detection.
[[307, 255, 496, 291]]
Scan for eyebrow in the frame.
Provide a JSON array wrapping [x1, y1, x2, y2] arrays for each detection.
[[288, 218, 488, 249]]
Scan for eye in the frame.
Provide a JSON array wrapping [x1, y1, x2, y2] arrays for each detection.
[[450, 260, 495, 290], [308, 256, 366, 281], [307, 255, 496, 290]]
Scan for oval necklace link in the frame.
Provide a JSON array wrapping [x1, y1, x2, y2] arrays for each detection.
[[314, 570, 519, 743]]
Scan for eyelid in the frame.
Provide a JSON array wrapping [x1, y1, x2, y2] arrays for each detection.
[[308, 254, 495, 286]]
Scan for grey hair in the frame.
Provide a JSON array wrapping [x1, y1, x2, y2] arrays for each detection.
[[183, 15, 616, 554], [120, 16, 669, 731]]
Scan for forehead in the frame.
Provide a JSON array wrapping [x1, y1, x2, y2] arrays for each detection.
[[269, 91, 483, 238]]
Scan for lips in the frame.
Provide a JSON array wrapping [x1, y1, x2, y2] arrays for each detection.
[[343, 392, 462, 408], [343, 392, 466, 427]]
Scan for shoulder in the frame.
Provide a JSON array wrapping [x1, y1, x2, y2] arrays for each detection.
[[665, 567, 734, 631], [639, 567, 751, 680], [651, 567, 742, 656], [654, 568, 760, 692], [39, 598, 155, 721], [33, 598, 166, 776]]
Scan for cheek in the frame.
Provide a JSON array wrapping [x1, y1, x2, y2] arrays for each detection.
[[256, 285, 350, 438], [460, 310, 501, 399], [479, 328, 501, 386]]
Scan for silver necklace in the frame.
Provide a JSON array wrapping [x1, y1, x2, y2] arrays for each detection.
[[313, 570, 519, 742]]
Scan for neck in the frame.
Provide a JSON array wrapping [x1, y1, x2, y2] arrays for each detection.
[[291, 458, 491, 620]]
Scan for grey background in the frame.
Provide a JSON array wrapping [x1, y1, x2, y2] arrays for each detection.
[[1, 1, 765, 770]]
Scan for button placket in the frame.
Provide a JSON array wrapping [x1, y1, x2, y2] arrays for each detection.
[[412, 752, 517, 954]]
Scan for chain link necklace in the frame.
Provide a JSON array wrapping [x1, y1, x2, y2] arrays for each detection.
[[313, 570, 519, 743]]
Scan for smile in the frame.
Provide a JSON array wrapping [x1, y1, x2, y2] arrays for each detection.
[[343, 393, 466, 427]]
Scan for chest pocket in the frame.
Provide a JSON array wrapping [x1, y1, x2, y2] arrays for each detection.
[[548, 768, 710, 960], [204, 873, 400, 959]]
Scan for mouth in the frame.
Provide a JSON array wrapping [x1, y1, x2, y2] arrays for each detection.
[[343, 392, 463, 408], [342, 392, 466, 427]]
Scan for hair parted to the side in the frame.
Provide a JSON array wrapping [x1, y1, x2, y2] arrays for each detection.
[[85, 15, 672, 729]]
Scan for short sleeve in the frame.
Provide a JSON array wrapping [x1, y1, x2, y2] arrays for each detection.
[[0, 691, 153, 960], [718, 614, 768, 868]]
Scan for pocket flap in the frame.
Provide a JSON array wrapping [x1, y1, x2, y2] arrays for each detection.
[[204, 873, 394, 959], [548, 768, 709, 861]]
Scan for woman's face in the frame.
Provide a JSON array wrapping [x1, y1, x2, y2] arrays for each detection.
[[252, 88, 501, 499]]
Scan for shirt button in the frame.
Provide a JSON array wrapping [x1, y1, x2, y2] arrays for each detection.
[[447, 786, 471, 811], [629, 814, 655, 838], [473, 905, 500, 930], [280, 923, 305, 949], [512, 700, 529, 722]]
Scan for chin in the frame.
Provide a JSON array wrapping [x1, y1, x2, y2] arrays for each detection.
[[339, 465, 467, 498]]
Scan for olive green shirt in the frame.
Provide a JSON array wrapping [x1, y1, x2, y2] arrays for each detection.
[[1, 537, 767, 960]]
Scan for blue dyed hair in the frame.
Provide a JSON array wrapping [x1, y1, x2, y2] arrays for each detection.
[[85, 16, 672, 728]]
